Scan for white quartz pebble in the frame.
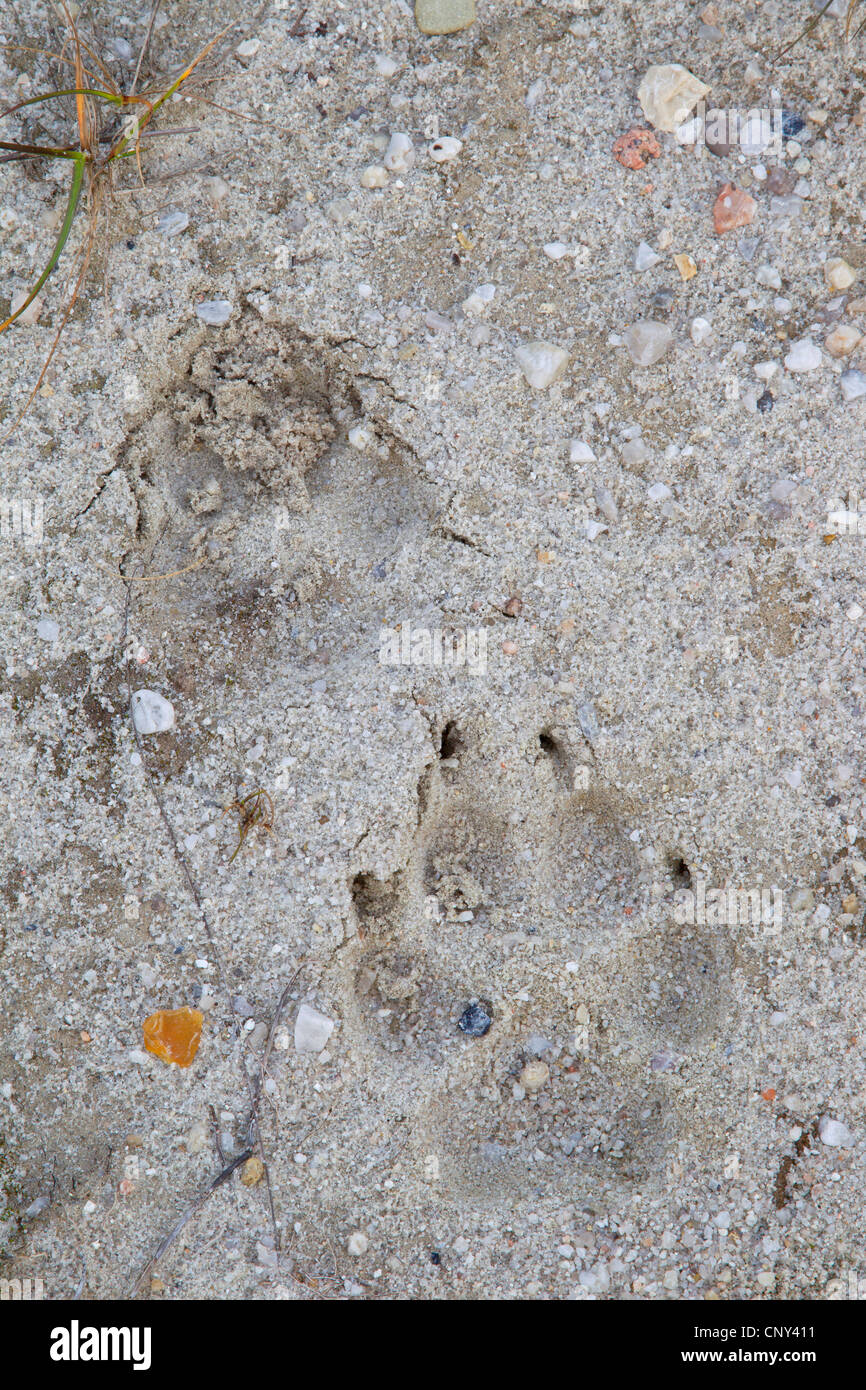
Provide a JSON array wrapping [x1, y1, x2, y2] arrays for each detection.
[[784, 337, 822, 372], [515, 341, 569, 389], [384, 133, 414, 174], [294, 1003, 335, 1054], [195, 299, 232, 326], [131, 689, 175, 735], [625, 320, 674, 366]]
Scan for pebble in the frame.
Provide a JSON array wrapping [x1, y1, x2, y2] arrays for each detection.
[[824, 324, 862, 357], [428, 136, 463, 164], [674, 253, 697, 281], [824, 257, 857, 291], [131, 689, 175, 734], [195, 299, 232, 326], [374, 54, 399, 77], [415, 0, 475, 35], [526, 78, 546, 110], [461, 283, 495, 314], [754, 361, 778, 380], [612, 127, 661, 170], [570, 440, 596, 463], [458, 1002, 492, 1037], [624, 320, 674, 366], [770, 479, 797, 503], [713, 184, 757, 234], [347, 425, 369, 453], [841, 369, 866, 401], [622, 438, 648, 466], [156, 208, 189, 238], [739, 114, 775, 157], [595, 485, 618, 523], [384, 133, 414, 174], [241, 1156, 265, 1186], [756, 264, 782, 289], [650, 1049, 682, 1072], [577, 702, 599, 740], [647, 482, 672, 501], [634, 241, 661, 271], [637, 64, 710, 132], [519, 1060, 550, 1092], [766, 166, 796, 196], [790, 888, 815, 913], [543, 242, 569, 261], [11, 290, 43, 324], [770, 195, 803, 220], [36, 617, 59, 642], [704, 109, 735, 158], [235, 38, 260, 59], [202, 175, 229, 206], [784, 337, 822, 372], [515, 341, 569, 389], [294, 1003, 335, 1053], [819, 1116, 853, 1148], [360, 165, 388, 188], [782, 109, 806, 139], [690, 316, 712, 345], [347, 1230, 369, 1256]]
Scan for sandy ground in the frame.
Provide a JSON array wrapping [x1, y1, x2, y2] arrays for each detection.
[[1, 0, 866, 1301]]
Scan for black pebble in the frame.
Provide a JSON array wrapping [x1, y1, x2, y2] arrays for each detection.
[[458, 1002, 491, 1037], [781, 110, 805, 140], [430, 1251, 441, 1265], [757, 390, 774, 413], [126, 239, 135, 249]]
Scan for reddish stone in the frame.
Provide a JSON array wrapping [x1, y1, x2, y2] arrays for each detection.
[[613, 127, 662, 171], [713, 182, 757, 234]]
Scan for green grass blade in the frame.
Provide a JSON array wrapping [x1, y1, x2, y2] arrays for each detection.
[[0, 152, 86, 332], [1, 87, 122, 122], [0, 140, 84, 159]]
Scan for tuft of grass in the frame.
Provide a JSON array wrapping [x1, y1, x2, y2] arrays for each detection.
[[0, 1, 253, 437]]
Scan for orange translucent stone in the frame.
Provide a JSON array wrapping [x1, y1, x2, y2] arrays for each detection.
[[143, 1007, 204, 1068]]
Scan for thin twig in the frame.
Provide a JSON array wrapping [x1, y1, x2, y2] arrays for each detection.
[[128, 1148, 252, 1297], [243, 970, 301, 1148], [119, 555, 235, 1028]]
